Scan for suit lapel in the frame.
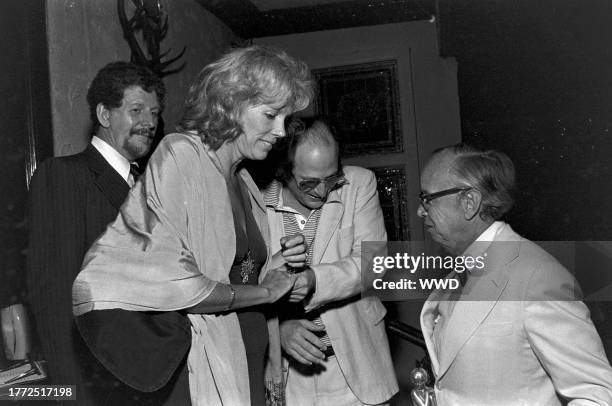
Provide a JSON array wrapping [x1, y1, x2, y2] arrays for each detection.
[[420, 287, 450, 376], [436, 294, 501, 379], [435, 227, 521, 379], [312, 188, 343, 264], [84, 145, 130, 210]]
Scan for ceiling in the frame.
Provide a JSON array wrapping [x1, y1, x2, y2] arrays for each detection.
[[196, 0, 437, 38], [250, 0, 350, 10]]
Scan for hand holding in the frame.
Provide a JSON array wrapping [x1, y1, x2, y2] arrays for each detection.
[[289, 268, 316, 302], [261, 265, 296, 303], [280, 234, 308, 269], [280, 319, 327, 365]]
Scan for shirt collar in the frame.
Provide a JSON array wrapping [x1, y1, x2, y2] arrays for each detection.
[[91, 136, 132, 182], [264, 179, 345, 213], [264, 180, 302, 215], [264, 180, 283, 208], [462, 221, 506, 259]]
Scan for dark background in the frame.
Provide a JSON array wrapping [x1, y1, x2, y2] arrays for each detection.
[[1, 0, 52, 309], [439, 0, 612, 241], [204, 0, 612, 241]]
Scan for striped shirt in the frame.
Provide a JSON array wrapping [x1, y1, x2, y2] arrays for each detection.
[[264, 181, 332, 351]]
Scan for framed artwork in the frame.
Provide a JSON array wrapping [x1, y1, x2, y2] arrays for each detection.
[[314, 60, 403, 156], [370, 165, 410, 241]]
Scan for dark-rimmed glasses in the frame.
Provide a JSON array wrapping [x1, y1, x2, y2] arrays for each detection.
[[419, 187, 471, 210], [294, 171, 347, 193]]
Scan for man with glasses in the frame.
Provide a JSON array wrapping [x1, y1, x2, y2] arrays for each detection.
[[264, 119, 398, 405], [418, 144, 612, 404]]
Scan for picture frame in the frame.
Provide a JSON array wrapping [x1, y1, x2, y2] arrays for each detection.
[[314, 60, 403, 156]]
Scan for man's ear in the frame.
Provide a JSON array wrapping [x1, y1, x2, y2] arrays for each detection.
[[462, 189, 482, 220], [96, 103, 111, 128]]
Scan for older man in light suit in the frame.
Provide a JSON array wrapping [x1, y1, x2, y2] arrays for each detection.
[[264, 119, 398, 405], [418, 144, 612, 405]]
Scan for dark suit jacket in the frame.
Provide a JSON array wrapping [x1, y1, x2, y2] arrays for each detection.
[[27, 145, 189, 405]]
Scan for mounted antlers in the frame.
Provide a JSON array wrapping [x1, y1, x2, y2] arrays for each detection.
[[117, 0, 186, 77]]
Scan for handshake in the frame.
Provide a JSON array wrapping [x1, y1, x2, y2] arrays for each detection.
[[261, 233, 316, 303]]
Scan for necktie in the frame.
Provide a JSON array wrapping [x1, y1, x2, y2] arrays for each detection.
[[128, 163, 141, 187]]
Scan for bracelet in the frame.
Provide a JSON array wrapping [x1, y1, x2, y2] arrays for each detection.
[[226, 285, 236, 311]]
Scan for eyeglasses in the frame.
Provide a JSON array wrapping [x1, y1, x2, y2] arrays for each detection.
[[294, 171, 347, 193], [419, 187, 472, 210]]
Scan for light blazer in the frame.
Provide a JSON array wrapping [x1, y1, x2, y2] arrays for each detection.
[[420, 223, 612, 405], [265, 166, 399, 404]]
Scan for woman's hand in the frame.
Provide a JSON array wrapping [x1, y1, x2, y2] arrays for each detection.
[[262, 265, 296, 303], [280, 234, 308, 269]]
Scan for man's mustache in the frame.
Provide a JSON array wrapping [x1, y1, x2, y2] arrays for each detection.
[[131, 127, 155, 138]]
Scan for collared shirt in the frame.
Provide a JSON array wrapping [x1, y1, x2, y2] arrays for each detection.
[[462, 220, 506, 259], [264, 180, 318, 231], [459, 221, 507, 275], [91, 136, 132, 185]]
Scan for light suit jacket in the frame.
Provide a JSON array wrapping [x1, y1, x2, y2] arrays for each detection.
[[265, 166, 399, 404], [420, 223, 612, 405]]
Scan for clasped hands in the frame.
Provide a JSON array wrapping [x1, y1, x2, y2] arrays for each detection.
[[262, 234, 316, 303], [279, 234, 316, 302]]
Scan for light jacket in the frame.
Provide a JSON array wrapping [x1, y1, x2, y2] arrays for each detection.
[[73, 132, 282, 405], [265, 166, 399, 404]]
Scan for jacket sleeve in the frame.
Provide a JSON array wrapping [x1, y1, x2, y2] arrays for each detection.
[[305, 169, 387, 311], [73, 137, 217, 314], [524, 263, 612, 404]]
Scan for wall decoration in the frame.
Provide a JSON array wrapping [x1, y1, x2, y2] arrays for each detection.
[[118, 0, 186, 77], [314, 60, 402, 156]]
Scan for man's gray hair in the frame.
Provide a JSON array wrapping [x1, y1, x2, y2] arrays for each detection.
[[434, 143, 515, 220]]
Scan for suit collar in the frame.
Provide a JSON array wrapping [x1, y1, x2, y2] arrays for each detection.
[[84, 144, 130, 210], [420, 297, 441, 375], [312, 199, 344, 263]]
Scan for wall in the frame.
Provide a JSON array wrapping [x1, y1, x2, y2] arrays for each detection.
[[440, 0, 612, 241], [256, 21, 461, 244], [46, 0, 238, 156]]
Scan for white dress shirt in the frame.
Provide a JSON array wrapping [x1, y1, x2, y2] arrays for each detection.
[[91, 136, 133, 186]]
